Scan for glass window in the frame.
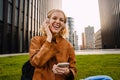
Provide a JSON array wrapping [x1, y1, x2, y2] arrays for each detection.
[[21, 13, 24, 29], [0, 0, 3, 21], [0, 25, 2, 52], [26, 0, 28, 16], [16, 0, 19, 8], [30, 2, 32, 18], [7, 3, 12, 24], [7, 24, 12, 33], [8, 0, 12, 3], [29, 2, 31, 18], [15, 8, 18, 26], [21, 0, 24, 12], [26, 15, 28, 30], [29, 18, 31, 31], [20, 30, 23, 52], [119, 2, 120, 10], [30, 0, 32, 3]]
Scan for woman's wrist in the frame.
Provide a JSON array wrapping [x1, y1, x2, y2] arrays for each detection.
[[46, 37, 52, 42]]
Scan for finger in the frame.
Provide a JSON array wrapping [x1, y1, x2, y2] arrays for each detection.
[[44, 25, 48, 31], [42, 19, 49, 28], [52, 64, 58, 73], [55, 69, 64, 74], [57, 67, 69, 74], [52, 65, 64, 74]]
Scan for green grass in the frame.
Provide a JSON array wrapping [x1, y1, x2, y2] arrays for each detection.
[[0, 54, 120, 80], [0, 55, 29, 80], [75, 54, 120, 80]]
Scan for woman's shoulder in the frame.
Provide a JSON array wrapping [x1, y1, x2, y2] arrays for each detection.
[[62, 38, 73, 47]]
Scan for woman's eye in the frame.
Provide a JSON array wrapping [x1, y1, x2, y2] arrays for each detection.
[[52, 17, 64, 22], [60, 19, 64, 22], [52, 17, 57, 20]]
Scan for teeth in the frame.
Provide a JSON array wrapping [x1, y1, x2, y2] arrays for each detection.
[[54, 26, 59, 29], [52, 23, 61, 30], [53, 24, 59, 28], [55, 26, 59, 28]]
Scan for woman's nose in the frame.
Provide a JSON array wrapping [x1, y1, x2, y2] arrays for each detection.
[[56, 19, 60, 23]]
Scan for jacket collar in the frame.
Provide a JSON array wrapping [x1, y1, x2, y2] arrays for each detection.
[[43, 35, 63, 44]]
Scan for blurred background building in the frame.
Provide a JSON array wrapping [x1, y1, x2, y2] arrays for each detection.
[[80, 33, 86, 50], [0, 0, 62, 54], [94, 29, 102, 49], [67, 17, 74, 46], [81, 26, 94, 49], [74, 31, 79, 50], [0, 0, 79, 54], [85, 26, 94, 49], [98, 0, 120, 49], [67, 17, 79, 50]]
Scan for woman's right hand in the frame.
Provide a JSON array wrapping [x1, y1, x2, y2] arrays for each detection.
[[42, 19, 52, 42], [52, 64, 70, 75]]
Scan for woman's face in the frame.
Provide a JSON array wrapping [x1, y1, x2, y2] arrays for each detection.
[[49, 11, 65, 34]]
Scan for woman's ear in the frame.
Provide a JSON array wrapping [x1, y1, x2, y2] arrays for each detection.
[[46, 18, 50, 24]]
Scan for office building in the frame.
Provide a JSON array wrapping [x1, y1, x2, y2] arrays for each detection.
[[98, 0, 120, 48], [67, 17, 79, 50], [0, 0, 62, 54], [81, 32, 86, 50], [84, 26, 94, 49], [94, 29, 102, 49], [67, 17, 74, 46], [74, 31, 79, 50]]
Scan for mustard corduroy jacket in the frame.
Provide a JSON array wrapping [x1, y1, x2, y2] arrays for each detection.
[[29, 35, 77, 80]]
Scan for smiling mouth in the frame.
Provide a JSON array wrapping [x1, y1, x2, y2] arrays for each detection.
[[52, 23, 61, 30]]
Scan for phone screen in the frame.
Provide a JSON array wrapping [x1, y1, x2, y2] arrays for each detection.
[[57, 62, 69, 67]]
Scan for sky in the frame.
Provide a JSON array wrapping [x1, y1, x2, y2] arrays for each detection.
[[62, 0, 101, 45]]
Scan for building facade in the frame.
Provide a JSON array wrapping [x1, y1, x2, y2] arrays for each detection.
[[0, 0, 62, 54], [81, 32, 86, 50], [74, 31, 79, 50], [67, 17, 74, 46], [84, 26, 94, 49], [94, 29, 102, 49], [98, 0, 120, 49], [66, 17, 79, 50]]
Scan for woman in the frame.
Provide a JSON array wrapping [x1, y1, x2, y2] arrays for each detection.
[[29, 9, 77, 80]]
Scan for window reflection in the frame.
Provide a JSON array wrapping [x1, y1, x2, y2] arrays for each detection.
[[0, 0, 3, 21], [21, 0, 24, 12], [7, 3, 12, 24], [15, 8, 18, 26], [8, 0, 12, 2], [16, 0, 19, 8]]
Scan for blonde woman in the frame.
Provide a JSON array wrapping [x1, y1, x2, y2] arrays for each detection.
[[29, 9, 77, 80]]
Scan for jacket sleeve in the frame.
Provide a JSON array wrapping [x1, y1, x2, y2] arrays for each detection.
[[67, 45, 77, 80], [29, 36, 58, 67]]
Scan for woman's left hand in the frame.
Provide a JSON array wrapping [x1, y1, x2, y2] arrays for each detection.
[[42, 19, 52, 42], [52, 64, 70, 75]]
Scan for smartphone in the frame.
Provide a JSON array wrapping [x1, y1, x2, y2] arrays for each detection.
[[57, 62, 69, 67]]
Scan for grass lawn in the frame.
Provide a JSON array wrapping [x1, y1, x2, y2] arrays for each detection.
[[0, 54, 120, 80], [0, 55, 29, 80], [76, 54, 120, 80]]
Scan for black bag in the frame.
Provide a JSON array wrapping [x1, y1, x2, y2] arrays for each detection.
[[21, 60, 35, 80]]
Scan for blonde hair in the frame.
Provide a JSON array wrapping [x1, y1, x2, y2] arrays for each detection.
[[40, 9, 68, 38]]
